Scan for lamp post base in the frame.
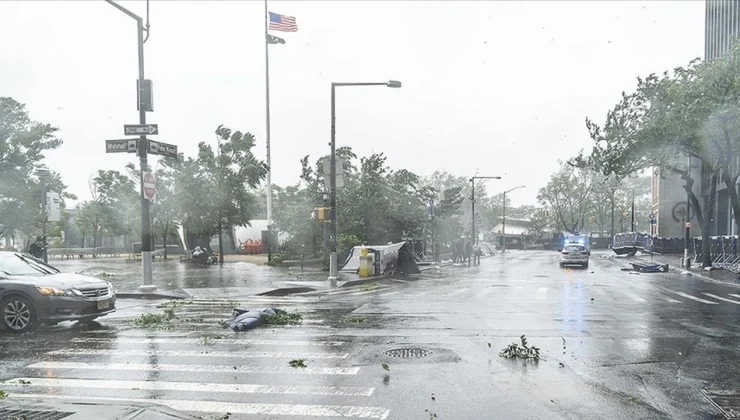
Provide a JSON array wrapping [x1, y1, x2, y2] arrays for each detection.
[[137, 284, 158, 293]]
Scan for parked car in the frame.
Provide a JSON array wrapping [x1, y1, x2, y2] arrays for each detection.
[[559, 244, 590, 268], [0, 252, 116, 333]]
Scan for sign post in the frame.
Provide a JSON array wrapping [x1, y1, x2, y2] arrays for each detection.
[[124, 124, 159, 136]]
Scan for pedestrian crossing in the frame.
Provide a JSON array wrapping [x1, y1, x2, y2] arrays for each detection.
[[431, 283, 740, 307], [1, 298, 392, 419]]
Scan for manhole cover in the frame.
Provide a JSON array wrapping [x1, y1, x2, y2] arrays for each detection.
[[700, 389, 740, 418], [384, 348, 432, 358], [0, 409, 75, 420]]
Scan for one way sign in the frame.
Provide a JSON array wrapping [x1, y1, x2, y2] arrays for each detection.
[[124, 124, 159, 136]]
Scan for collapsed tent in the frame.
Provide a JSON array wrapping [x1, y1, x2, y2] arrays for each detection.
[[341, 241, 421, 275], [221, 307, 283, 332]]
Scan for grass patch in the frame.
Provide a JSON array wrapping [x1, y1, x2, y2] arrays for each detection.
[[289, 359, 306, 368], [264, 311, 303, 326], [134, 308, 177, 329]]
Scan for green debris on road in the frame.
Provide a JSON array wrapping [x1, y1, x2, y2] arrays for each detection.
[[264, 311, 303, 325], [500, 335, 540, 361], [134, 308, 177, 329], [289, 359, 307, 368]]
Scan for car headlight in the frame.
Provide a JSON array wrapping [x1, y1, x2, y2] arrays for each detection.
[[36, 286, 77, 297]]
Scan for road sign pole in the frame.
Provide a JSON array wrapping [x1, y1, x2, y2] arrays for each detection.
[[136, 13, 154, 292]]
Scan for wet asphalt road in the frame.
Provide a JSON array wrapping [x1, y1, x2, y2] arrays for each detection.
[[1, 250, 739, 419]]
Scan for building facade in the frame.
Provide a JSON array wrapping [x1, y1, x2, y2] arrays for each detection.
[[704, 0, 740, 236], [652, 1, 740, 238]]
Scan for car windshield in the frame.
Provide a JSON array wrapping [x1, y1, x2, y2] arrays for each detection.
[[0, 254, 59, 276], [564, 245, 585, 252]]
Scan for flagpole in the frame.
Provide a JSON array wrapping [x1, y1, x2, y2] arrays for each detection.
[[264, 0, 273, 229]]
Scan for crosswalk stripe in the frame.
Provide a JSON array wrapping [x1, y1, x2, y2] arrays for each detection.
[[729, 294, 740, 299], [621, 291, 648, 303], [47, 349, 348, 359], [27, 361, 359, 375], [449, 288, 469, 296], [658, 294, 682, 303], [7, 394, 390, 419], [702, 293, 740, 305], [535, 287, 548, 300], [70, 338, 344, 346], [667, 290, 719, 304], [3, 377, 374, 397], [477, 287, 494, 298]]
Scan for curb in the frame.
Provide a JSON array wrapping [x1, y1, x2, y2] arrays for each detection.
[[257, 287, 317, 296], [116, 289, 190, 300]]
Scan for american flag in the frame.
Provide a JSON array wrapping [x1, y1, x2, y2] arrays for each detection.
[[269, 12, 298, 32]]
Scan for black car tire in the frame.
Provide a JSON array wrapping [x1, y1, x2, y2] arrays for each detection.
[[583, 262, 589, 269], [1, 295, 40, 333]]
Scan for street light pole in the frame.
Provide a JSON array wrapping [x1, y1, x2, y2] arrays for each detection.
[[105, 0, 156, 292], [501, 185, 525, 253], [469, 176, 502, 246], [328, 80, 402, 284]]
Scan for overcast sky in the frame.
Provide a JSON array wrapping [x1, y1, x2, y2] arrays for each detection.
[[0, 0, 704, 206]]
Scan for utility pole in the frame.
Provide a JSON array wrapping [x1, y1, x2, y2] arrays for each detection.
[[105, 0, 156, 293], [630, 187, 635, 232], [684, 155, 692, 268]]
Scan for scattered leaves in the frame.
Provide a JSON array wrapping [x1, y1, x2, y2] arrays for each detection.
[[134, 308, 177, 329], [0, 390, 7, 399], [157, 300, 193, 309], [346, 316, 366, 324], [15, 379, 30, 386], [264, 311, 303, 326], [381, 363, 390, 371], [424, 408, 438, 419], [500, 335, 540, 361], [289, 359, 307, 368]]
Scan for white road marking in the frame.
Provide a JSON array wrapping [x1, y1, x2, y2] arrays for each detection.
[[476, 288, 494, 298], [47, 349, 348, 359], [535, 287, 548, 300], [7, 394, 390, 419], [324, 287, 394, 296], [702, 293, 740, 305], [3, 377, 374, 397], [70, 338, 344, 346], [658, 294, 682, 303], [449, 288, 469, 296], [729, 294, 740, 299], [27, 361, 359, 375], [666, 290, 719, 304], [621, 291, 648, 303]]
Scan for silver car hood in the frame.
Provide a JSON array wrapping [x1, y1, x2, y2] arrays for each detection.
[[8, 272, 108, 289]]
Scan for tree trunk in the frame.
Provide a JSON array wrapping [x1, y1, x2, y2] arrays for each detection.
[[218, 221, 224, 264], [684, 170, 717, 268], [162, 229, 168, 260], [720, 170, 740, 234]]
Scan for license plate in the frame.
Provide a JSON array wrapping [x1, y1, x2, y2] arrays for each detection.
[[97, 300, 110, 310]]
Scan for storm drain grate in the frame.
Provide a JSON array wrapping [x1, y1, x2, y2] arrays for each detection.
[[0, 409, 75, 420], [699, 389, 740, 419], [384, 348, 432, 358]]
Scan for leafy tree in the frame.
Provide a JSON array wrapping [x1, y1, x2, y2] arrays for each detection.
[[537, 163, 596, 234], [75, 201, 106, 249], [0, 97, 67, 243], [166, 126, 268, 260], [150, 167, 180, 259]]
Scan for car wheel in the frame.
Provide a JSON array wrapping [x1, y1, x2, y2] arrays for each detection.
[[583, 263, 589, 269], [1, 296, 39, 333]]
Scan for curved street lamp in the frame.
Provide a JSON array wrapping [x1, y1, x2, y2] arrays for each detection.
[[328, 80, 402, 284]]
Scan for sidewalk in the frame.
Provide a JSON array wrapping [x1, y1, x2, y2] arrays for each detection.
[[621, 251, 740, 287]]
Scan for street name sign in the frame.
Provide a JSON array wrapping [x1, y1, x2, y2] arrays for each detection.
[[124, 124, 159, 136], [148, 139, 178, 158], [106, 139, 137, 153]]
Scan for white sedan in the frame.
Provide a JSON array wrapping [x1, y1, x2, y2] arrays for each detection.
[[559, 244, 589, 269]]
